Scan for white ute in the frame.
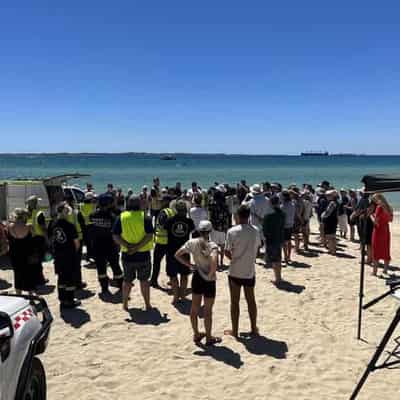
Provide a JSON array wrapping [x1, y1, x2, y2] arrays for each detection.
[[0, 295, 52, 400]]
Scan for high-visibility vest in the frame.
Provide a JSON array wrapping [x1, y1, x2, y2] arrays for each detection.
[[80, 203, 96, 226], [66, 210, 83, 241], [120, 210, 153, 253], [28, 210, 46, 237], [154, 208, 176, 245]]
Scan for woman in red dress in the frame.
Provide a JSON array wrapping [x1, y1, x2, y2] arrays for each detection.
[[371, 193, 393, 276]]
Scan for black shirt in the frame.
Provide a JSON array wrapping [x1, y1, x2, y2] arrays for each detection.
[[49, 219, 78, 261], [165, 214, 195, 255], [112, 214, 154, 262], [90, 209, 117, 244]]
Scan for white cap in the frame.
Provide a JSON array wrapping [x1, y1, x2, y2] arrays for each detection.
[[250, 184, 262, 194], [198, 220, 213, 232], [85, 192, 95, 200], [216, 184, 227, 193], [26, 195, 42, 204]]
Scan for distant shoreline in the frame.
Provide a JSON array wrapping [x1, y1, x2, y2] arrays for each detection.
[[0, 152, 398, 157]]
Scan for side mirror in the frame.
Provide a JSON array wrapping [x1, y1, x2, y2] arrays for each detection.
[[0, 311, 14, 362]]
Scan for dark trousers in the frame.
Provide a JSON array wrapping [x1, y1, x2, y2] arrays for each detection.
[[32, 236, 46, 286], [83, 225, 95, 260], [151, 243, 167, 284], [56, 255, 78, 303], [94, 244, 123, 292]]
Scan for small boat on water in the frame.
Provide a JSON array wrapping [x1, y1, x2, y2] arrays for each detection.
[[160, 155, 176, 161], [300, 151, 329, 156]]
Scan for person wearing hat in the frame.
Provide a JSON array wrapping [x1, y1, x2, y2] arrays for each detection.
[[80, 192, 97, 261], [165, 200, 195, 304], [224, 205, 262, 338], [150, 195, 176, 288], [243, 184, 273, 245], [26, 195, 48, 287], [90, 193, 124, 295], [49, 202, 81, 308], [113, 195, 154, 311], [175, 220, 221, 345], [321, 190, 339, 255], [7, 208, 38, 295]]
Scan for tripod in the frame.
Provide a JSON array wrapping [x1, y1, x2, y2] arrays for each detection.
[[350, 279, 400, 399]]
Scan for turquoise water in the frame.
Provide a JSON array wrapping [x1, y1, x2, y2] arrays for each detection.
[[1, 154, 400, 205]]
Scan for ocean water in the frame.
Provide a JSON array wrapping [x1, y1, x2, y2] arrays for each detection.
[[1, 154, 400, 206]]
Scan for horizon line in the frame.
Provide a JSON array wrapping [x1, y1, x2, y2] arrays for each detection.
[[0, 152, 398, 157]]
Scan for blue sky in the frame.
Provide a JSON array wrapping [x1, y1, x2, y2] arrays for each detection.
[[1, 1, 400, 154]]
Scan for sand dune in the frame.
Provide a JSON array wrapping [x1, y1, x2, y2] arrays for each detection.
[[2, 222, 400, 399]]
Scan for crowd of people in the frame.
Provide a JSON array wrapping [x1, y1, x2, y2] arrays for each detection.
[[0, 177, 394, 345]]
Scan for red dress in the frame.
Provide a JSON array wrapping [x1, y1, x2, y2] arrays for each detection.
[[372, 206, 392, 261]]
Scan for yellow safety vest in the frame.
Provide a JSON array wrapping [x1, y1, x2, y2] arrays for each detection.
[[154, 208, 176, 245], [80, 203, 96, 226], [66, 210, 83, 241], [28, 210, 46, 237], [120, 210, 153, 253]]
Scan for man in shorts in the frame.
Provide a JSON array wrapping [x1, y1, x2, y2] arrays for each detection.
[[165, 201, 195, 304], [224, 205, 262, 338], [263, 196, 286, 284], [113, 195, 154, 311]]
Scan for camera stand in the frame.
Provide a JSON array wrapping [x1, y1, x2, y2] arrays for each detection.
[[350, 280, 400, 399]]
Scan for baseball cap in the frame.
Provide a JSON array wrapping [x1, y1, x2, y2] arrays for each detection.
[[198, 220, 213, 232], [26, 195, 42, 204]]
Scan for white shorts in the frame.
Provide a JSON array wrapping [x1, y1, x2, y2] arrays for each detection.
[[211, 230, 226, 246]]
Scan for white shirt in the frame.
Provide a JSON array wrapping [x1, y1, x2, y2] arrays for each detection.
[[225, 224, 262, 279], [190, 206, 209, 230], [182, 239, 218, 281]]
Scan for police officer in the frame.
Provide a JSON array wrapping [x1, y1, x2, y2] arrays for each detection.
[[150, 195, 176, 288], [80, 192, 97, 262], [90, 193, 124, 294], [50, 202, 81, 308], [64, 193, 86, 289], [26, 195, 47, 286]]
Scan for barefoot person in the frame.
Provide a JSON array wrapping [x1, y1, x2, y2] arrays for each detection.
[[112, 195, 154, 311], [175, 220, 221, 346], [224, 205, 261, 338]]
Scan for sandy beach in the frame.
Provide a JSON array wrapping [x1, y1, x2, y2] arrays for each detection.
[[1, 220, 400, 400]]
